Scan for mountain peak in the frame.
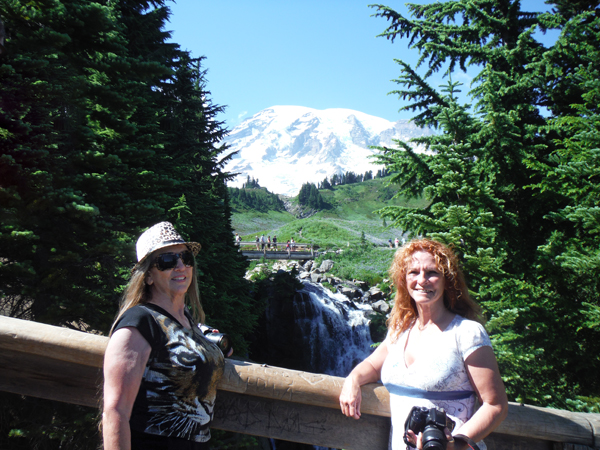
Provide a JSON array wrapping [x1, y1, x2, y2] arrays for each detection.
[[223, 106, 431, 196]]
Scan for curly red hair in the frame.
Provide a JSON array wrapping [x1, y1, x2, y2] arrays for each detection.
[[387, 239, 482, 341]]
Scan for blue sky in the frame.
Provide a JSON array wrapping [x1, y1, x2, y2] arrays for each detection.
[[166, 1, 556, 129]]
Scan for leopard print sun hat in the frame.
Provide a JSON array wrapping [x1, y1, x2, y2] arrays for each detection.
[[134, 222, 201, 269]]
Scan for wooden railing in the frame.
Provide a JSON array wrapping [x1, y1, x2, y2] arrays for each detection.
[[0, 315, 598, 450], [237, 241, 312, 251], [236, 241, 316, 260]]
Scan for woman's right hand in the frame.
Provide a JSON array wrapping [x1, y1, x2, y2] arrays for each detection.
[[339, 340, 389, 420], [339, 374, 362, 419]]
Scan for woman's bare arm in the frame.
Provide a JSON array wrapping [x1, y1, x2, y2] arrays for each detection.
[[451, 346, 508, 448], [339, 340, 389, 419], [103, 327, 151, 450]]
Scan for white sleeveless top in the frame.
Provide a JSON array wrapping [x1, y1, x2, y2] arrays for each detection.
[[381, 315, 491, 449]]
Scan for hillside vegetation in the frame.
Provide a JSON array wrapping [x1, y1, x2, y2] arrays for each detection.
[[231, 176, 425, 247]]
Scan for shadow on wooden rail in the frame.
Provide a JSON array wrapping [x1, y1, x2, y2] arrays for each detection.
[[0, 315, 598, 450]]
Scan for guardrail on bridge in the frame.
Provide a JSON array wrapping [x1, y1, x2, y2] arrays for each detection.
[[0, 316, 598, 450]]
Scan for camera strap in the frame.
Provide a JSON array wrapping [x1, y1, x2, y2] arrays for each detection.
[[453, 434, 480, 450]]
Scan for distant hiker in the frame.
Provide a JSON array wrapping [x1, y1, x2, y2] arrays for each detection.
[[267, 236, 271, 250], [260, 234, 266, 251], [273, 235, 278, 250], [388, 238, 393, 248], [291, 237, 296, 251], [286, 240, 291, 253], [394, 237, 399, 248], [255, 236, 260, 250], [235, 233, 241, 246]]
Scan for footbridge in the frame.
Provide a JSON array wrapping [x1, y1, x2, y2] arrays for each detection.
[[0, 315, 598, 450], [237, 241, 316, 260]]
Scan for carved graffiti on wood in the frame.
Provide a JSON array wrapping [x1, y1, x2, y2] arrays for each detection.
[[213, 391, 390, 450]]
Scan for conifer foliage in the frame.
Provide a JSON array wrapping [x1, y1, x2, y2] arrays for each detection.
[[0, 0, 253, 333], [297, 182, 328, 210], [372, 0, 600, 410], [228, 185, 286, 213], [0, 1, 256, 446], [317, 169, 384, 190]]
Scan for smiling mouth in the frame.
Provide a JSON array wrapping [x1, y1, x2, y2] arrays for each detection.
[[172, 276, 186, 281]]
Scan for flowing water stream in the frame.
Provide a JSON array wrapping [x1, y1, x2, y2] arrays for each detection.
[[296, 281, 375, 450], [294, 281, 374, 377], [260, 279, 376, 450]]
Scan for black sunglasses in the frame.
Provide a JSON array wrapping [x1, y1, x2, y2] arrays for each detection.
[[151, 251, 194, 271]]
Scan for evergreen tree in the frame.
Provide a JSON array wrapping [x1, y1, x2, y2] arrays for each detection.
[[155, 52, 256, 351], [242, 176, 261, 189], [0, 0, 165, 329], [375, 168, 389, 178], [330, 173, 340, 186], [320, 177, 333, 190], [297, 183, 310, 205], [0, 0, 260, 446], [527, 2, 600, 407], [371, 0, 600, 410], [0, 0, 255, 335], [227, 186, 285, 213], [297, 182, 327, 210]]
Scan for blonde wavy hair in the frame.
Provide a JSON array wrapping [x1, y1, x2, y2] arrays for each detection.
[[387, 239, 482, 341], [109, 247, 205, 336]]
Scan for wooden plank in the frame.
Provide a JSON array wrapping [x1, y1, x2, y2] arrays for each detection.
[[553, 444, 597, 450], [1, 315, 600, 449], [219, 361, 599, 447], [0, 349, 390, 449], [500, 403, 597, 446], [0, 348, 101, 408], [220, 360, 390, 417], [213, 391, 390, 450], [486, 433, 552, 450], [0, 315, 107, 367]]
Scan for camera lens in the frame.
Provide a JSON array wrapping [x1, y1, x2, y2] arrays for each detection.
[[422, 425, 447, 450], [205, 332, 232, 355]]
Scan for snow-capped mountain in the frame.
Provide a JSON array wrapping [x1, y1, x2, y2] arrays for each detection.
[[222, 105, 431, 196]]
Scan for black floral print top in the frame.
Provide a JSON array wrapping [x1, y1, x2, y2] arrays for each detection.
[[113, 303, 224, 443]]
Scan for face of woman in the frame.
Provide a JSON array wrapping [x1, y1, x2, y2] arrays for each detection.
[[146, 244, 193, 300], [405, 251, 445, 307]]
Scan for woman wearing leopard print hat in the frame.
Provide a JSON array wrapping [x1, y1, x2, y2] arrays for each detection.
[[103, 222, 230, 450]]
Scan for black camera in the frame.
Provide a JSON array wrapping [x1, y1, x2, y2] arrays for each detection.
[[198, 324, 232, 356], [404, 406, 455, 450]]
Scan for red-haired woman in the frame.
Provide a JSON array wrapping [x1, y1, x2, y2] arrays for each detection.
[[340, 239, 507, 450]]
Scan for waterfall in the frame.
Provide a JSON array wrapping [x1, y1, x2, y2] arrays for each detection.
[[294, 281, 375, 450], [295, 280, 374, 377], [255, 277, 377, 450]]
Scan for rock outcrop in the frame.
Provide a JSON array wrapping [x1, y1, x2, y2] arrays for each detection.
[[245, 258, 392, 310]]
